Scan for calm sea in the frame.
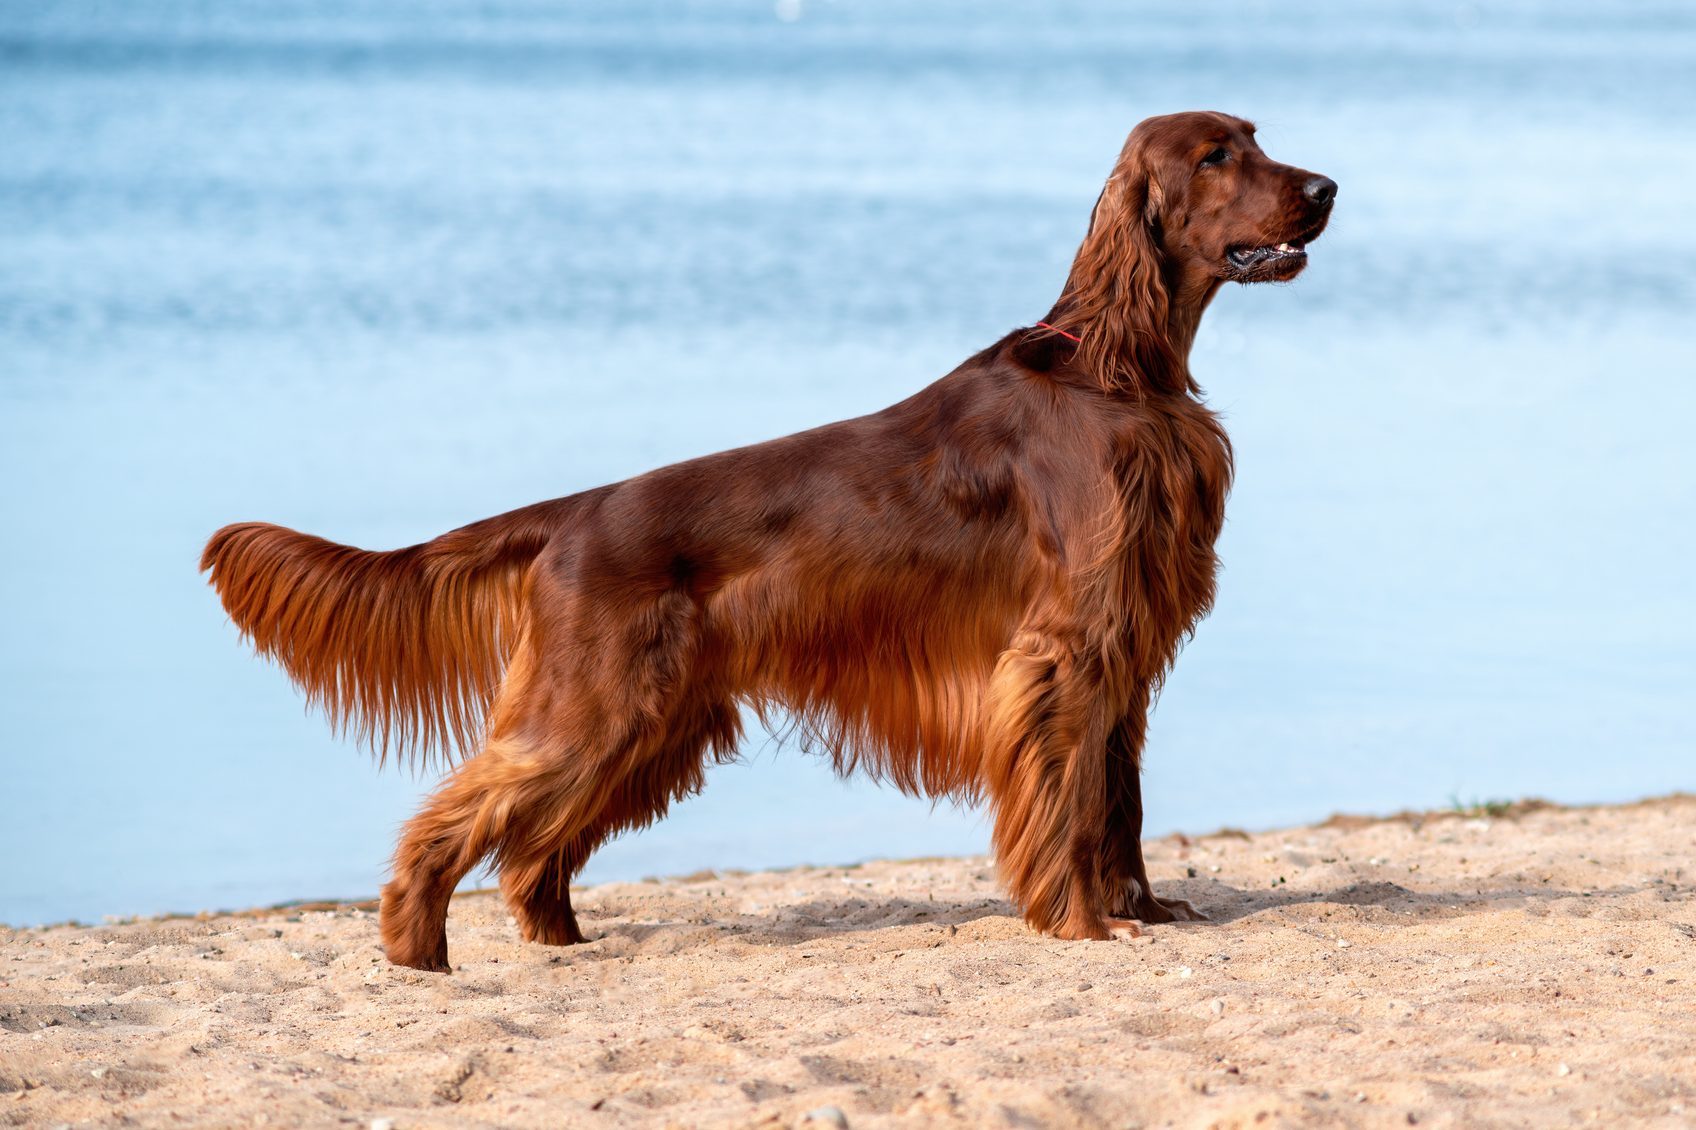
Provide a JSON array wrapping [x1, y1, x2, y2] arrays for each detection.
[[3, 1, 1693, 926]]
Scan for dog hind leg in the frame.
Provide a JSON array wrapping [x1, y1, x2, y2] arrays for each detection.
[[499, 847, 587, 946], [380, 736, 586, 972], [495, 693, 742, 946]]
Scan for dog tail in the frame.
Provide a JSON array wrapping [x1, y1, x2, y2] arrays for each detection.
[[200, 498, 570, 767]]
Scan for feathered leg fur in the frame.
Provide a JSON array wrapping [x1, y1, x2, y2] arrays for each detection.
[[983, 625, 1127, 940]]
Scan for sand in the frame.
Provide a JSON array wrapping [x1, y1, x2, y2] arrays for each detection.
[[3, 796, 1694, 1129]]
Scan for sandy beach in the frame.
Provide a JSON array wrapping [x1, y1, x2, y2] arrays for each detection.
[[4, 796, 1693, 1129]]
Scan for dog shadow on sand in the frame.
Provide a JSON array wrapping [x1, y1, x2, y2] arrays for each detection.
[[556, 871, 1682, 959]]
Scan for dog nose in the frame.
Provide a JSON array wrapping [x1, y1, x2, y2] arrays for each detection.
[[1303, 176, 1337, 206]]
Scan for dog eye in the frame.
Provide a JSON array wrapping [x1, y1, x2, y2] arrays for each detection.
[[1199, 147, 1229, 168]]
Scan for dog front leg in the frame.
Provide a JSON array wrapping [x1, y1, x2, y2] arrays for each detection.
[[983, 627, 1126, 940], [1101, 698, 1208, 924]]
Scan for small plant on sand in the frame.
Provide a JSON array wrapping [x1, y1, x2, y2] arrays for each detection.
[[1447, 794, 1516, 818]]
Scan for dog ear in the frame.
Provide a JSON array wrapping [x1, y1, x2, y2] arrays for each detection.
[[1047, 152, 1182, 395]]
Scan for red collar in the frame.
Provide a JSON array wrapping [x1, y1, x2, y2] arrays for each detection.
[[1036, 321, 1081, 343]]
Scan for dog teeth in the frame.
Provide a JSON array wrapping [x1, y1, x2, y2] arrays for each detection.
[[1275, 242, 1296, 252]]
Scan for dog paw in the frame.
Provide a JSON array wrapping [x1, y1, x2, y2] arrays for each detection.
[[1106, 916, 1144, 939], [386, 947, 452, 974]]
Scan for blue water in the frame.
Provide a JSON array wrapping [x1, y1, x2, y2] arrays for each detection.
[[3, 1, 1693, 927]]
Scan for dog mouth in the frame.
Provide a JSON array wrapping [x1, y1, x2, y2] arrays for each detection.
[[1224, 214, 1328, 282], [1224, 239, 1308, 280]]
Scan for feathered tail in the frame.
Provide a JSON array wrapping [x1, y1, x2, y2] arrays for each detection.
[[200, 499, 569, 767]]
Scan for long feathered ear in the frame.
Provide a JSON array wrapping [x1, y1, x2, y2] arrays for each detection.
[[1046, 153, 1182, 396]]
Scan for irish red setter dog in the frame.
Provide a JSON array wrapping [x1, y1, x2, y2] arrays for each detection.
[[203, 111, 1335, 972]]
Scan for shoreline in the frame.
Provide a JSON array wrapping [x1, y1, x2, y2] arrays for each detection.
[[16, 793, 1666, 932], [5, 795, 1694, 1127]]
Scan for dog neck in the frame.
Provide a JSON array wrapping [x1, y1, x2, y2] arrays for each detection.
[[1163, 268, 1225, 376], [1042, 264, 1221, 399]]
